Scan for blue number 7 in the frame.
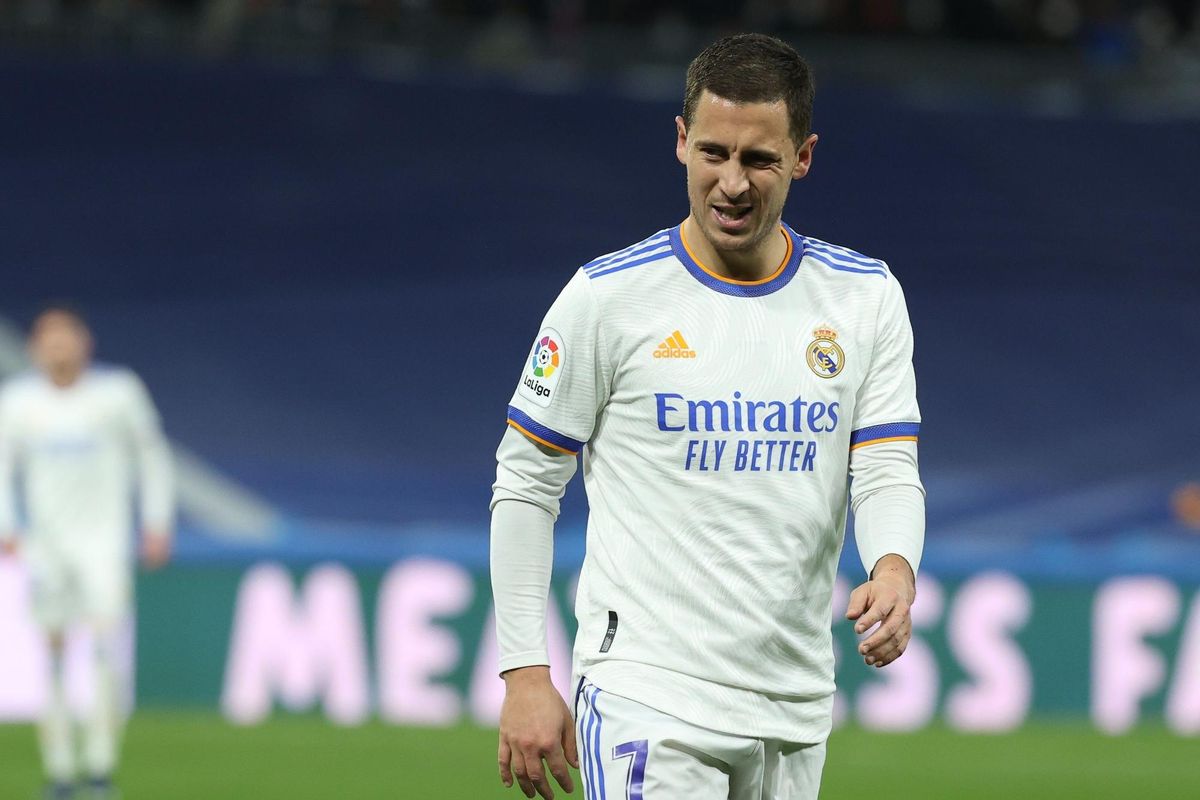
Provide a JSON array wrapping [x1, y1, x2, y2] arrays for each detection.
[[612, 740, 648, 800]]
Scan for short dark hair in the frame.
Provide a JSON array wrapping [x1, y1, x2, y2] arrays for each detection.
[[683, 33, 815, 148], [33, 301, 89, 332]]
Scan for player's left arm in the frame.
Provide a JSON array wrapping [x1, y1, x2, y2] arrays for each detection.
[[0, 388, 19, 556], [123, 372, 175, 569], [845, 272, 925, 668]]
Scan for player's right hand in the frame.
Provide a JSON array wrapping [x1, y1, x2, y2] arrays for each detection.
[[140, 531, 172, 570], [0, 537, 17, 557], [498, 666, 578, 800]]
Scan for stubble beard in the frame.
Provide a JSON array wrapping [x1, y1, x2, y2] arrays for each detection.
[[694, 201, 777, 259]]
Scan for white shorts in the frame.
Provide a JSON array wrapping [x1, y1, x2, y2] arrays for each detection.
[[26, 548, 130, 632], [573, 677, 826, 800]]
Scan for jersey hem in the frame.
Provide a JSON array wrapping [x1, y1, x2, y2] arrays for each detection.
[[578, 659, 834, 744]]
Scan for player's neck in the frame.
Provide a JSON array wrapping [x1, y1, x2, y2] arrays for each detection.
[[682, 217, 788, 282], [44, 365, 85, 389]]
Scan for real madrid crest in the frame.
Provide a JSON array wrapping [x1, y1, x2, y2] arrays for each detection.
[[806, 326, 844, 379]]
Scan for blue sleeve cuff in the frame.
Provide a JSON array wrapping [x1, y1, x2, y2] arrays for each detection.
[[506, 406, 585, 455]]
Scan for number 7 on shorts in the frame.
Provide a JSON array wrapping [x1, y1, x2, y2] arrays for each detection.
[[613, 740, 648, 800]]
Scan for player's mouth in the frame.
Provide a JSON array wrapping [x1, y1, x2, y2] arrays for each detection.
[[711, 204, 752, 232]]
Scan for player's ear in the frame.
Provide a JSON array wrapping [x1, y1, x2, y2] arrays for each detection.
[[675, 116, 688, 165], [792, 133, 818, 180]]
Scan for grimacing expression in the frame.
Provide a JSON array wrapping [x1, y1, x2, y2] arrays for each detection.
[[676, 90, 816, 259], [30, 312, 92, 378]]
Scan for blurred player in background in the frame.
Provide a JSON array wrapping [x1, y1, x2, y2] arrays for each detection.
[[0, 305, 174, 800], [491, 34, 924, 799]]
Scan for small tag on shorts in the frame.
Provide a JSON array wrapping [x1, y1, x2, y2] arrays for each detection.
[[599, 610, 618, 653]]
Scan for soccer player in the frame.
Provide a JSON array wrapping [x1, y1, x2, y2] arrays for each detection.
[[491, 33, 924, 800], [0, 306, 174, 800]]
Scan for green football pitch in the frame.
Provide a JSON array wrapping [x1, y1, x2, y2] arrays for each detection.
[[0, 712, 1194, 799]]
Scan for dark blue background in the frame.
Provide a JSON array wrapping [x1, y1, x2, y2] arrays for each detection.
[[2, 54, 1197, 576]]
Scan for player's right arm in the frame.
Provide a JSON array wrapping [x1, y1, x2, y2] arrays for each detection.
[[491, 270, 608, 799], [493, 470, 578, 800]]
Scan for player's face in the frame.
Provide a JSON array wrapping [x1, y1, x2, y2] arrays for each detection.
[[676, 91, 817, 260], [29, 312, 92, 384]]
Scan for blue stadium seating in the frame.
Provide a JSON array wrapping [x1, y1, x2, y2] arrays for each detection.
[[1, 54, 1196, 578]]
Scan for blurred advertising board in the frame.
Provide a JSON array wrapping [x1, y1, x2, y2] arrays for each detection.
[[1, 559, 1197, 734]]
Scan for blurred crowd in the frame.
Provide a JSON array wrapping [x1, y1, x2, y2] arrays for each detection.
[[2, 0, 1198, 65], [445, 1, 1200, 44]]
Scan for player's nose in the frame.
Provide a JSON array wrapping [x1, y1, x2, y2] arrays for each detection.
[[717, 162, 750, 200]]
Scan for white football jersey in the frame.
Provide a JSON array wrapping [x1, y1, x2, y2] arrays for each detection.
[[502, 222, 921, 742], [0, 365, 174, 557]]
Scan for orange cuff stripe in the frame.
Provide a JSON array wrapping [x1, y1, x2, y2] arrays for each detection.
[[506, 419, 579, 455], [850, 435, 919, 451]]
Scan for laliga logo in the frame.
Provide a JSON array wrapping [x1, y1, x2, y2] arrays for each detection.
[[521, 331, 563, 407], [530, 336, 560, 378], [806, 327, 845, 379], [523, 375, 552, 398]]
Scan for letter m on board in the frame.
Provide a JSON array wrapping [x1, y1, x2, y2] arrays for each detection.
[[221, 563, 370, 725]]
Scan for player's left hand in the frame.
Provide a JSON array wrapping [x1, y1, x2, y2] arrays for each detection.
[[845, 554, 916, 669], [141, 532, 172, 570]]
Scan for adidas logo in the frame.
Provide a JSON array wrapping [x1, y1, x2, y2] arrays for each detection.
[[653, 330, 697, 359]]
